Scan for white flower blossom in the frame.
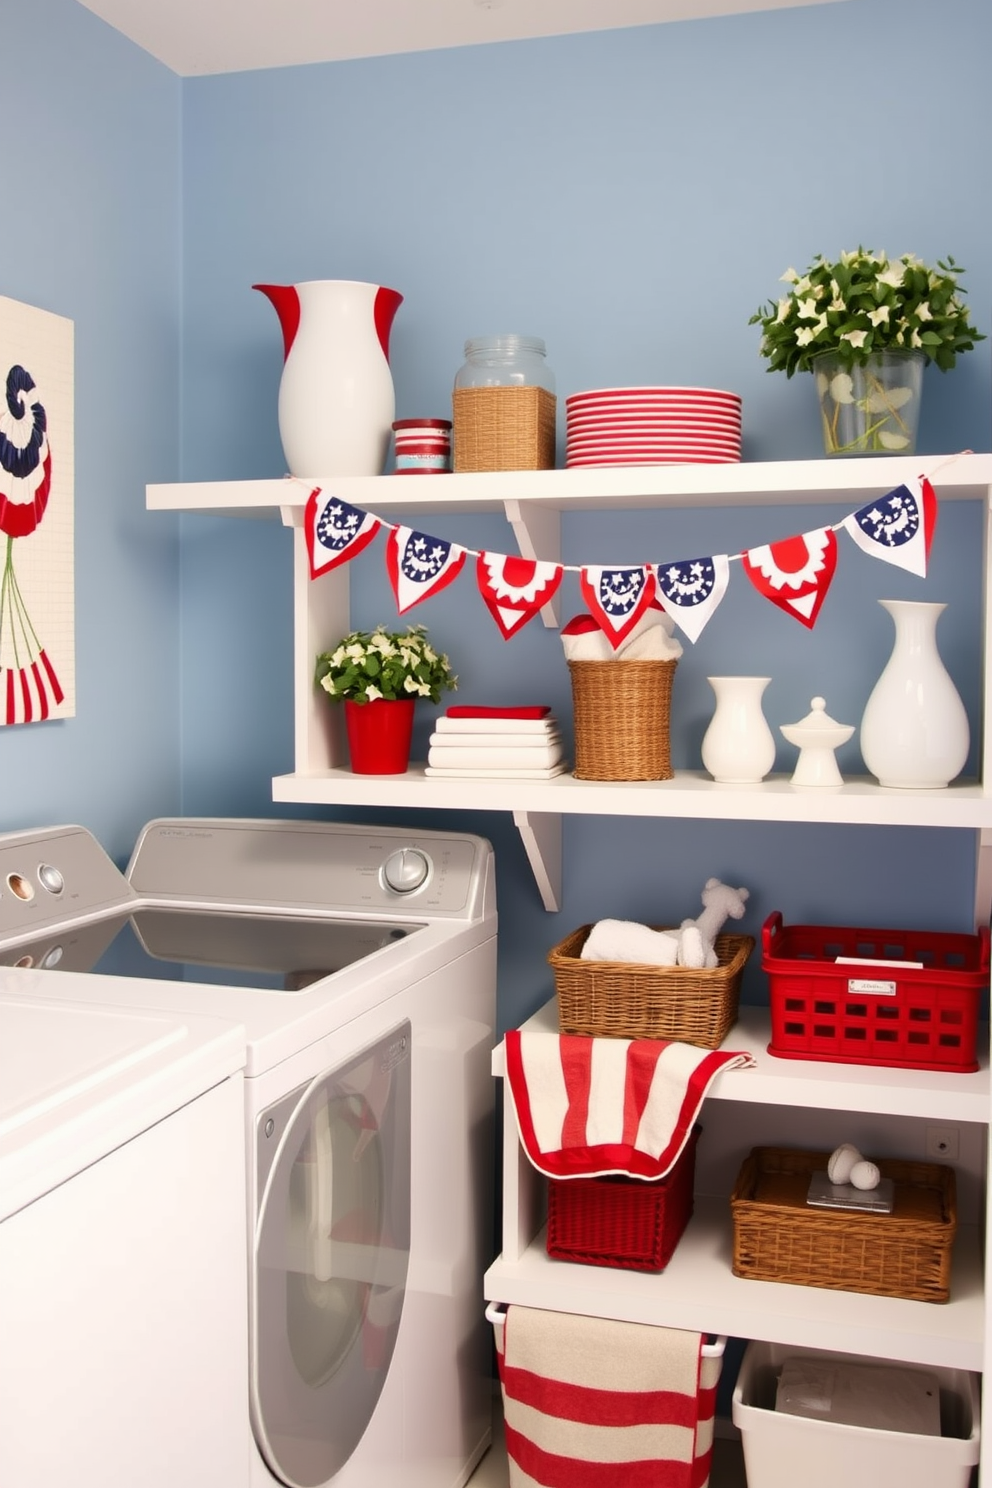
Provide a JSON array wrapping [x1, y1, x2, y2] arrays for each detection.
[[794, 276, 813, 296], [841, 328, 869, 349], [780, 267, 799, 283], [346, 643, 365, 660], [867, 305, 890, 327], [796, 297, 819, 320], [775, 298, 791, 323], [878, 266, 905, 289], [795, 326, 817, 346], [365, 684, 383, 702], [915, 301, 933, 322]]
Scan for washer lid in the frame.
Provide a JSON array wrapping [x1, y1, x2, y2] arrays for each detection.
[[0, 993, 245, 1222]]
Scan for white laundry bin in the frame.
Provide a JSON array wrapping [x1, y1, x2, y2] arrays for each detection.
[[732, 1340, 980, 1488]]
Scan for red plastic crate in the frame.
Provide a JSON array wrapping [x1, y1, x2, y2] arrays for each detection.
[[763, 912, 990, 1073], [546, 1126, 699, 1272]]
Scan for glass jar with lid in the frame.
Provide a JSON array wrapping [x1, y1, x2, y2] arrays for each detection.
[[452, 334, 557, 472]]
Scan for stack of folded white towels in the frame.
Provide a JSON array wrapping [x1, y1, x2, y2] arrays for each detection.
[[426, 705, 567, 778]]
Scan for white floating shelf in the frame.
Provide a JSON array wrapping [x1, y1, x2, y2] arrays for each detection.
[[484, 1208, 984, 1373], [493, 1002, 991, 1125]]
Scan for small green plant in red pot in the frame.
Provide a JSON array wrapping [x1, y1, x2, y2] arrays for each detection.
[[315, 623, 457, 774]]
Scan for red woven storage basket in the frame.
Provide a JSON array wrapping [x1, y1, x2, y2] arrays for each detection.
[[763, 912, 990, 1073], [546, 1126, 699, 1272]]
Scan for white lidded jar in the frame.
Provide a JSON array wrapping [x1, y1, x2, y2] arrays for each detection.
[[860, 599, 969, 788]]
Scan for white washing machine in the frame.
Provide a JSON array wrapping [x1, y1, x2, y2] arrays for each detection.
[[0, 817, 498, 1488], [0, 989, 248, 1488]]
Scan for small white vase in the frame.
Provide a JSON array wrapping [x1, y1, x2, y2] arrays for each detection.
[[860, 599, 969, 789], [701, 676, 776, 784]]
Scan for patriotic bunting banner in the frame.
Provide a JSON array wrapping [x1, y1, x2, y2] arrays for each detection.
[[841, 476, 937, 578], [305, 488, 381, 578], [653, 554, 730, 644], [743, 527, 839, 629], [579, 565, 657, 648], [297, 478, 941, 639], [385, 525, 467, 613], [476, 552, 564, 639]]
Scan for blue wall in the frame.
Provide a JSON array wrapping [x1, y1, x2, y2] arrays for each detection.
[[178, 0, 992, 1033], [3, 0, 991, 1032], [1, 0, 183, 863]]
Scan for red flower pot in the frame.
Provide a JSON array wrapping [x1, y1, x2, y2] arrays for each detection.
[[343, 697, 416, 774]]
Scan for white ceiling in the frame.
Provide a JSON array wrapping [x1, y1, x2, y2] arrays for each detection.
[[75, 0, 843, 77]]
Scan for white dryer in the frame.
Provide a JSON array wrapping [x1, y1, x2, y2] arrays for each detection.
[[0, 991, 247, 1488], [0, 817, 498, 1488]]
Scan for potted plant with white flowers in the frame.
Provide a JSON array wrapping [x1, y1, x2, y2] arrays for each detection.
[[750, 248, 983, 455], [315, 623, 457, 774]]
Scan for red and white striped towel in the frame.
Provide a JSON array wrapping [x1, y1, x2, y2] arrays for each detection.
[[493, 1304, 722, 1488], [505, 1030, 754, 1180]]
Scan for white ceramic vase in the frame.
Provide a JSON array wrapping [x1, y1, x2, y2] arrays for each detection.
[[254, 279, 403, 477], [860, 599, 969, 789], [701, 676, 776, 784]]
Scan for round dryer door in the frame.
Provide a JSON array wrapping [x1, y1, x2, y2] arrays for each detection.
[[251, 1022, 411, 1488]]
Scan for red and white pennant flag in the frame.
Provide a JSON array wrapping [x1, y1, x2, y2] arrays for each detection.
[[743, 527, 838, 628], [304, 489, 381, 578], [654, 554, 731, 644], [579, 565, 657, 648], [841, 476, 936, 577], [476, 552, 563, 638], [385, 526, 466, 613]]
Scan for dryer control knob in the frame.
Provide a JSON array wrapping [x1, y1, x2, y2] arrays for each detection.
[[381, 847, 431, 894]]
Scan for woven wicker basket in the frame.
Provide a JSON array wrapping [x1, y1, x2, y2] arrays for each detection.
[[569, 658, 677, 780], [731, 1146, 957, 1303], [549, 925, 753, 1046], [452, 385, 557, 472]]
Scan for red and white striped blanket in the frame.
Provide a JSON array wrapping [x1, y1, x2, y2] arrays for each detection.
[[504, 1029, 754, 1180], [493, 1304, 722, 1488]]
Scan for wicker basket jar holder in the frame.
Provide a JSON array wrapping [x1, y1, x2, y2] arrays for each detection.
[[548, 924, 754, 1048], [568, 658, 677, 780], [731, 1146, 957, 1303], [452, 386, 557, 472]]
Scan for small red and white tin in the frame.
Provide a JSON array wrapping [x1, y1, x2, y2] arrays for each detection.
[[391, 418, 452, 474]]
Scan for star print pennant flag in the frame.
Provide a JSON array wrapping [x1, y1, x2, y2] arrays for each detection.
[[476, 552, 564, 639], [305, 488, 381, 579], [579, 565, 657, 648], [386, 525, 467, 613], [841, 477, 937, 578], [653, 554, 730, 643], [743, 527, 838, 629]]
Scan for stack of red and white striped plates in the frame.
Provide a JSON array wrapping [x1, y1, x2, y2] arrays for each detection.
[[565, 387, 742, 466]]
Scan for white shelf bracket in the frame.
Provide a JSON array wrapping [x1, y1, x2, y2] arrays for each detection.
[[975, 829, 992, 930], [512, 811, 561, 912], [503, 499, 561, 627]]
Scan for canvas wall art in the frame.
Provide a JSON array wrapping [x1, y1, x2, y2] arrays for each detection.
[[0, 294, 74, 724]]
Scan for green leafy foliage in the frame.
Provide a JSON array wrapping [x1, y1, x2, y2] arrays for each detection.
[[749, 248, 984, 377], [315, 624, 457, 705]]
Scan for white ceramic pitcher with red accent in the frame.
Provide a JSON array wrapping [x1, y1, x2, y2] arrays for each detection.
[[254, 279, 403, 477]]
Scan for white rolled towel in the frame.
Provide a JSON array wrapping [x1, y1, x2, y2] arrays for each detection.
[[581, 918, 680, 966], [562, 627, 614, 662]]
